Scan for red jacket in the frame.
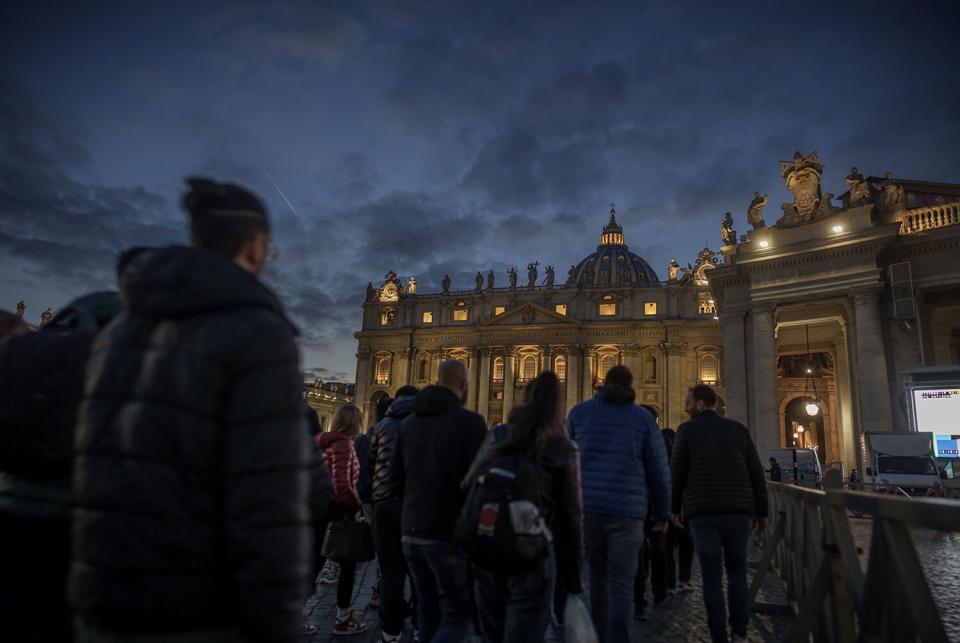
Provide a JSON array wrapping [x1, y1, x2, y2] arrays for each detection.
[[316, 431, 361, 510]]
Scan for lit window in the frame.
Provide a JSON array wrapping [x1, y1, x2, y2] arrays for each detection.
[[375, 357, 392, 385], [599, 354, 616, 380], [422, 311, 433, 324], [644, 302, 657, 316], [555, 304, 567, 315], [555, 355, 567, 380], [699, 293, 716, 315], [453, 309, 468, 321], [380, 308, 396, 326], [521, 355, 537, 381], [699, 354, 719, 384], [493, 357, 504, 382], [494, 305, 506, 316], [599, 303, 617, 316]]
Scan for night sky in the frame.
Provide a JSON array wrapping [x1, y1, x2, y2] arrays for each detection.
[[2, 1, 959, 381]]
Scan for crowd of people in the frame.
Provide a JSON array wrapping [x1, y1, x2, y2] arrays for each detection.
[[0, 179, 768, 643]]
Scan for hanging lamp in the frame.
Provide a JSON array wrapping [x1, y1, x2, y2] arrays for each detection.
[[803, 324, 821, 416]]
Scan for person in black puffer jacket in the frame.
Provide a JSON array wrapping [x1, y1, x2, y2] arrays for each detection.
[[368, 385, 418, 642], [70, 179, 313, 643]]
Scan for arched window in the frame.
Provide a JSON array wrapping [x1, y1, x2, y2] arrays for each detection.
[[493, 357, 504, 382], [699, 354, 719, 384], [554, 355, 567, 381], [644, 355, 657, 382], [417, 358, 429, 382], [599, 354, 616, 381], [521, 355, 537, 381], [375, 357, 392, 385]]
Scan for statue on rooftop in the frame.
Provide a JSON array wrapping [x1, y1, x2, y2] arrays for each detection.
[[747, 192, 768, 229], [407, 276, 417, 295], [878, 170, 905, 213], [844, 167, 870, 207], [16, 301, 25, 318], [365, 282, 375, 301], [508, 267, 518, 290], [441, 274, 451, 293], [487, 270, 495, 290], [543, 265, 555, 289], [41, 308, 53, 325], [778, 150, 835, 226], [566, 265, 577, 286], [721, 212, 737, 245], [474, 271, 483, 291], [527, 262, 538, 288], [668, 259, 680, 282]]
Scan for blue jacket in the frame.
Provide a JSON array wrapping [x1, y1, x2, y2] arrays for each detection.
[[567, 385, 671, 520]]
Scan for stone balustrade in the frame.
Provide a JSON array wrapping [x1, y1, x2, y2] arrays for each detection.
[[898, 201, 960, 234]]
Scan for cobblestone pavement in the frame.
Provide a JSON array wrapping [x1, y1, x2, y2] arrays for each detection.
[[303, 543, 792, 643]]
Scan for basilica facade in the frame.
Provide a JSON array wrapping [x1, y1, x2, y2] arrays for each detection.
[[353, 150, 960, 474], [353, 210, 724, 430]]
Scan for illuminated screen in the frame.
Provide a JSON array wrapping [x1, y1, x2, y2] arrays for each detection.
[[934, 435, 960, 458], [913, 388, 960, 434]]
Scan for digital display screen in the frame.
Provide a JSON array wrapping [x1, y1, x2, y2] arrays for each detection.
[[934, 434, 960, 458], [913, 388, 960, 434]]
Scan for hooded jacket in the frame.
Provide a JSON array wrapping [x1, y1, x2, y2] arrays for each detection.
[[369, 395, 416, 504], [387, 386, 487, 541], [567, 383, 671, 521], [316, 431, 361, 511], [70, 247, 312, 643]]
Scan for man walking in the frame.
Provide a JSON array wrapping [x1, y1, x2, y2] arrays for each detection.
[[388, 360, 487, 642], [567, 365, 671, 643], [71, 178, 313, 643], [369, 385, 418, 643], [672, 384, 768, 643]]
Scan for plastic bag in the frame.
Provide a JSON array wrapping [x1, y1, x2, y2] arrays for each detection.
[[563, 593, 599, 643]]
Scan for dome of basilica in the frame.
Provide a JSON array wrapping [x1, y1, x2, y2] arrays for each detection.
[[567, 207, 660, 287]]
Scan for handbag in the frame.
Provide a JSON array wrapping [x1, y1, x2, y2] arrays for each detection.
[[321, 517, 375, 563]]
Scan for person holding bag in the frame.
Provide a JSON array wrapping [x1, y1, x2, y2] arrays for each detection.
[[315, 404, 367, 636], [462, 370, 585, 642]]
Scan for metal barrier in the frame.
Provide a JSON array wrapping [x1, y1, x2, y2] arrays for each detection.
[[750, 482, 960, 642]]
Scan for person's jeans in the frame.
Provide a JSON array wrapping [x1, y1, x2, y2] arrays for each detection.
[[687, 514, 751, 643], [474, 546, 555, 642], [403, 541, 471, 643], [372, 501, 407, 636], [671, 523, 695, 583], [583, 514, 645, 643]]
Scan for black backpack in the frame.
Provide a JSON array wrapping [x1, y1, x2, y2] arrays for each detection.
[[454, 451, 549, 575]]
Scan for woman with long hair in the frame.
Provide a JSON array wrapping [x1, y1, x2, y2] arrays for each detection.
[[466, 370, 584, 642], [313, 404, 367, 636]]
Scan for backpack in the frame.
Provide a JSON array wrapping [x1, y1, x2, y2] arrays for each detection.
[[454, 451, 550, 575]]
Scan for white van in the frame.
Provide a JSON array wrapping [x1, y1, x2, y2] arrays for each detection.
[[860, 432, 939, 492], [770, 448, 822, 482]]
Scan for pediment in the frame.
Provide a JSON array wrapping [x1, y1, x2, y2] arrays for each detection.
[[481, 302, 577, 327]]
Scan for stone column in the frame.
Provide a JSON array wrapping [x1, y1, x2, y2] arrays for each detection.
[[662, 341, 688, 429], [503, 348, 516, 417], [430, 348, 443, 383], [565, 348, 580, 415], [833, 330, 858, 472], [581, 347, 595, 401], [395, 348, 412, 390], [719, 309, 748, 424], [852, 288, 893, 433], [355, 349, 373, 426], [477, 348, 491, 423], [750, 305, 779, 460], [466, 347, 479, 412]]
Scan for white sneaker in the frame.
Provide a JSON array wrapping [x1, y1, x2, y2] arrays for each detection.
[[333, 612, 367, 636]]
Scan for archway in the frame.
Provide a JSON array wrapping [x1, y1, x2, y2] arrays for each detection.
[[783, 396, 826, 455]]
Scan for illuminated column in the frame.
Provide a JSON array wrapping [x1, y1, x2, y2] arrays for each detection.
[[565, 348, 580, 416], [581, 347, 595, 401], [355, 349, 373, 426], [663, 341, 688, 429], [833, 329, 858, 472], [466, 347, 479, 411], [477, 347, 491, 423], [719, 309, 748, 423], [852, 288, 893, 433], [395, 348, 412, 390], [503, 347, 516, 418], [751, 305, 779, 460]]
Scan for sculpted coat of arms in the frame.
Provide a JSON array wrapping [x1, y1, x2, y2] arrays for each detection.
[[777, 151, 835, 227]]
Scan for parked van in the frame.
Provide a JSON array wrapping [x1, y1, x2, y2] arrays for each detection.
[[770, 448, 822, 482], [860, 432, 939, 492]]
